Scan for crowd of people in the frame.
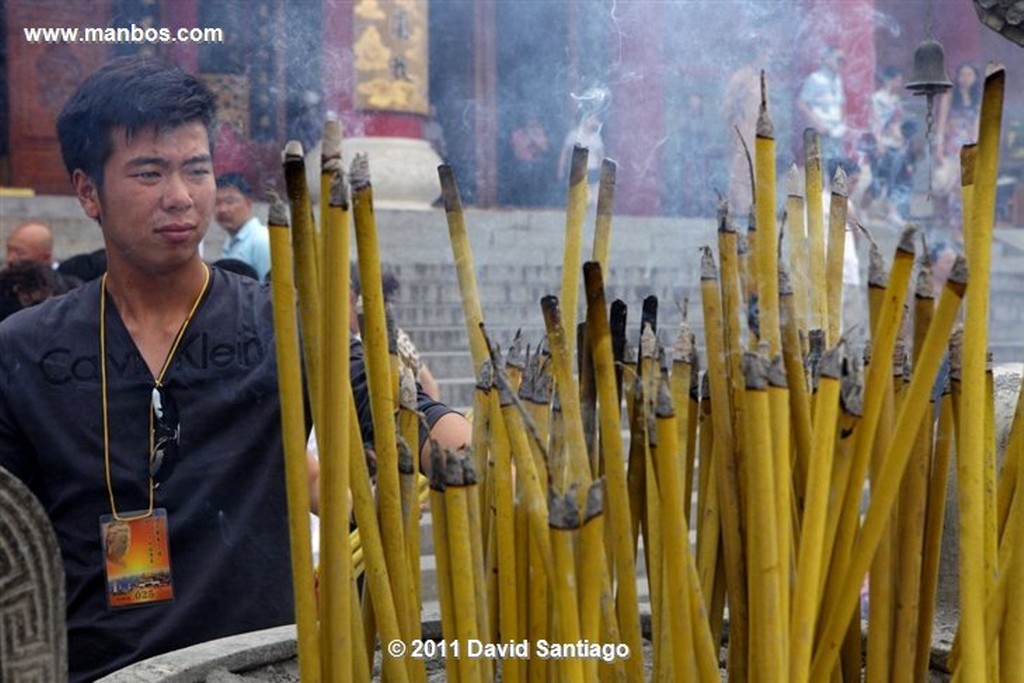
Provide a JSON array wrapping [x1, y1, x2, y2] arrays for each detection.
[[0, 56, 469, 683]]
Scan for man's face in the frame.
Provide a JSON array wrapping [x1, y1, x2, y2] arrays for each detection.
[[215, 185, 253, 236], [73, 122, 214, 276]]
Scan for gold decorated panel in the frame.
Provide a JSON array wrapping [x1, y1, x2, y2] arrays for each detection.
[[353, 0, 428, 115]]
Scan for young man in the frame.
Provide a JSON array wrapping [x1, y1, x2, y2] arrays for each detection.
[[214, 172, 271, 281], [0, 57, 469, 682]]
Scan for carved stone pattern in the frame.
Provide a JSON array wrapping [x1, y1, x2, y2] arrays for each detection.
[[0, 466, 67, 683], [974, 0, 1024, 46], [202, 74, 250, 137]]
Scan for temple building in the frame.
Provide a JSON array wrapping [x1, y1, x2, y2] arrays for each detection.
[[1, 0, 1020, 216]]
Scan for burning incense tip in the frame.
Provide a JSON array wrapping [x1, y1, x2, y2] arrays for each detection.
[[321, 119, 342, 162], [787, 164, 802, 196], [948, 325, 964, 381], [437, 164, 463, 212], [756, 71, 774, 137], [743, 351, 769, 390], [717, 199, 736, 234], [570, 144, 589, 186], [768, 355, 787, 388], [397, 438, 415, 476], [803, 128, 821, 160], [840, 356, 864, 416], [916, 257, 935, 299], [283, 139, 304, 161], [831, 165, 848, 197], [506, 330, 526, 370], [548, 489, 581, 529], [400, 364, 417, 409], [477, 358, 493, 392], [596, 160, 617, 216], [819, 346, 842, 380], [868, 242, 888, 288], [328, 171, 349, 209], [583, 480, 604, 524], [267, 192, 290, 226], [540, 294, 561, 320], [640, 323, 657, 360], [948, 254, 969, 286], [655, 375, 675, 417], [429, 443, 446, 492], [349, 153, 371, 190], [699, 246, 718, 281], [672, 320, 694, 361], [960, 145, 976, 184], [983, 61, 1005, 78], [897, 225, 918, 255]]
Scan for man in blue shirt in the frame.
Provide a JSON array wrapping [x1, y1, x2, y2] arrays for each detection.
[[215, 173, 271, 281]]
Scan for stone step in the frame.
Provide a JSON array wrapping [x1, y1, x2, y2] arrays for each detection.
[[436, 377, 478, 409], [419, 350, 475, 378]]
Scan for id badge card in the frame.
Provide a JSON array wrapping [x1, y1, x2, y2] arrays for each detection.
[[100, 508, 175, 608]]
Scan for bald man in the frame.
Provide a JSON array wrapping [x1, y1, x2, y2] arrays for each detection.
[[6, 222, 54, 266]]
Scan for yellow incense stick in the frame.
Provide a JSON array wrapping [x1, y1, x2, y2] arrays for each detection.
[[959, 66, 1004, 682], [699, 246, 749, 680], [581, 262, 644, 681], [743, 352, 785, 681], [790, 346, 841, 683], [755, 72, 781, 355], [561, 145, 590, 364], [804, 130, 827, 333], [267, 197, 321, 683], [438, 166, 488, 379], [317, 170, 352, 682], [592, 159, 617, 275], [811, 254, 967, 680], [350, 155, 419, 665]]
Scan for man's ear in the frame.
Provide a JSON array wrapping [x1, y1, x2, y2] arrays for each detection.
[[72, 170, 101, 221]]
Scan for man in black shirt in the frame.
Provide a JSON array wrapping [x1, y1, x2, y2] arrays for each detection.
[[0, 56, 469, 682]]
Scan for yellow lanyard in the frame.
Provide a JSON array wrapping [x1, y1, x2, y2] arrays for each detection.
[[100, 264, 210, 521]]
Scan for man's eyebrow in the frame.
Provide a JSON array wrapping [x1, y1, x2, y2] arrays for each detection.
[[125, 156, 169, 168], [124, 154, 212, 168]]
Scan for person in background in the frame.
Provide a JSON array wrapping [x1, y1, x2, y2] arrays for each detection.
[[797, 45, 848, 167], [0, 259, 74, 321], [214, 172, 271, 281], [0, 56, 469, 683], [58, 247, 107, 283], [510, 113, 551, 207], [865, 65, 912, 224], [5, 221, 54, 266], [350, 264, 441, 401], [5, 221, 82, 291]]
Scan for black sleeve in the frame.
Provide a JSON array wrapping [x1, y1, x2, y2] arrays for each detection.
[[349, 335, 458, 452]]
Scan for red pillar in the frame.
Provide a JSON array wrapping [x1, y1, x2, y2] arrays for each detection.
[[607, 1, 665, 216]]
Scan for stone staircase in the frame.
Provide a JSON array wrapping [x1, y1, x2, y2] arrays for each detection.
[[388, 261, 706, 410]]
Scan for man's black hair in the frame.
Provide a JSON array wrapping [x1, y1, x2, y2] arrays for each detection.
[[216, 172, 253, 198], [56, 56, 217, 188]]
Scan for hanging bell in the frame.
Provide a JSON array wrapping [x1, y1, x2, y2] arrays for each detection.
[[906, 37, 953, 96]]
